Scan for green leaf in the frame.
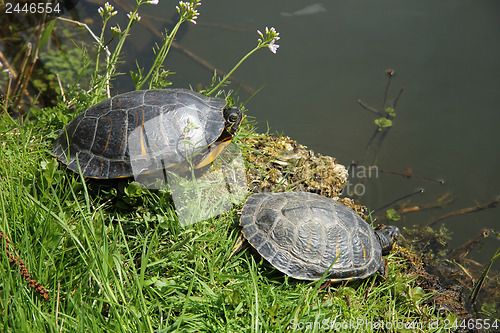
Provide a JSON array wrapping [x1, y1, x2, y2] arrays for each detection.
[[469, 246, 500, 305], [39, 19, 56, 51], [385, 107, 396, 117], [374, 118, 392, 130], [124, 182, 146, 198], [386, 208, 400, 222]]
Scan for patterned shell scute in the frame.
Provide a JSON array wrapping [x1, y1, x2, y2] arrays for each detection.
[[53, 89, 227, 179], [240, 192, 383, 281]]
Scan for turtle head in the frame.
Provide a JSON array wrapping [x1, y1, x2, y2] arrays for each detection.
[[223, 106, 243, 136], [375, 225, 400, 256]]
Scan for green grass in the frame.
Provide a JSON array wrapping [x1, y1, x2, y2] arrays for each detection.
[[0, 108, 456, 332]]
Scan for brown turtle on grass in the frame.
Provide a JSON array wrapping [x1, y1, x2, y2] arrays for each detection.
[[234, 192, 399, 281]]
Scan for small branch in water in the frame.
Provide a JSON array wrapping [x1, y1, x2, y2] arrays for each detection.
[[448, 228, 496, 261], [139, 12, 252, 33], [372, 188, 424, 215], [397, 192, 454, 215], [393, 87, 404, 109], [379, 167, 445, 184], [382, 67, 394, 109], [425, 197, 500, 228], [357, 99, 382, 116], [375, 192, 455, 222]]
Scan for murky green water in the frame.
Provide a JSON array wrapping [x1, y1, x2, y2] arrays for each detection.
[[57, 0, 500, 267]]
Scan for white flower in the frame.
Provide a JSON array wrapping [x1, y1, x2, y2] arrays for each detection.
[[268, 39, 279, 54], [110, 25, 121, 34], [104, 2, 114, 12], [127, 12, 141, 21], [265, 27, 279, 38], [147, 0, 159, 4], [99, 2, 117, 17], [176, 1, 201, 24], [257, 26, 281, 54]]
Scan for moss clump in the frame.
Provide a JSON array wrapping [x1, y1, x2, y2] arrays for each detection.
[[242, 133, 348, 198]]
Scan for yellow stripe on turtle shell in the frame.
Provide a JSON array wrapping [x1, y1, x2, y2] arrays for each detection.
[[140, 123, 147, 156]]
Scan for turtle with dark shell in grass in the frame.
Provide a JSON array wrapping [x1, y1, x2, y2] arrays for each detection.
[[53, 89, 242, 179], [233, 192, 399, 281]]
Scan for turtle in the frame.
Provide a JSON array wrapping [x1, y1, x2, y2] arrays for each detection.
[[236, 192, 400, 281], [53, 88, 242, 179]]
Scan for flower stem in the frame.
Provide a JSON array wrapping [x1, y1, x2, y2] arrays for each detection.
[[91, 7, 137, 104], [136, 19, 183, 90], [206, 44, 261, 96], [95, 20, 107, 79]]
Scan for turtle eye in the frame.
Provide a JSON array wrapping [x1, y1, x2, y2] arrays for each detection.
[[228, 113, 239, 122]]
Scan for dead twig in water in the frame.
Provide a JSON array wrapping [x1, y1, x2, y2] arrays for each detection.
[[140, 12, 252, 33], [379, 167, 445, 184], [448, 228, 496, 261], [392, 87, 404, 109], [398, 192, 454, 215], [357, 99, 382, 116], [425, 197, 500, 228], [374, 192, 454, 222], [372, 188, 424, 215]]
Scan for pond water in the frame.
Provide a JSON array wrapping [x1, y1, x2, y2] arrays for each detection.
[[54, 0, 500, 268]]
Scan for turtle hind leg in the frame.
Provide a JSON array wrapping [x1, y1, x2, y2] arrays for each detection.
[[228, 233, 248, 260], [376, 257, 389, 279]]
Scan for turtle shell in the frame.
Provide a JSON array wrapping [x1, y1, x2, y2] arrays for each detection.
[[240, 192, 384, 281], [53, 89, 229, 179]]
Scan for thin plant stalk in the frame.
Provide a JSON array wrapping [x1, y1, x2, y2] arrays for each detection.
[[207, 26, 280, 96], [137, 20, 183, 90], [206, 45, 261, 96], [91, 4, 140, 104], [469, 247, 500, 306]]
